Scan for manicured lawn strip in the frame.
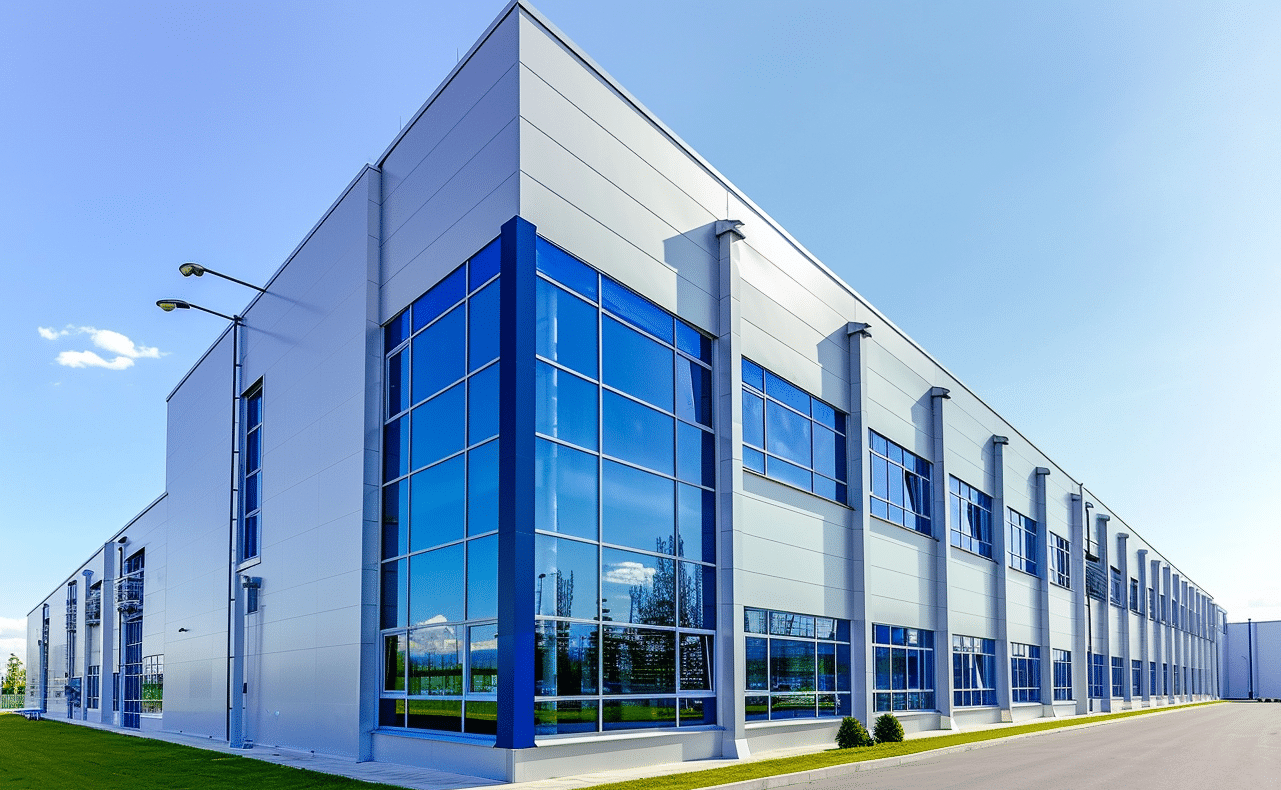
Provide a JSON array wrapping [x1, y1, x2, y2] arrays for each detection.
[[0, 714, 403, 790], [586, 701, 1223, 790]]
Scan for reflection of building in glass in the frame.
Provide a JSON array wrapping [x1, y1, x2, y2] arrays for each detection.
[[25, 1, 1221, 782]]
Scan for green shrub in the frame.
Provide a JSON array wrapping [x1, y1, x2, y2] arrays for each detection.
[[835, 716, 873, 748], [873, 713, 904, 743]]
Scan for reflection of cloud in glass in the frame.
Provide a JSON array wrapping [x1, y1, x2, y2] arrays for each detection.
[[413, 613, 451, 628], [603, 561, 655, 587]]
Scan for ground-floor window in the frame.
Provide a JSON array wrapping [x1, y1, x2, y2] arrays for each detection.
[[141, 656, 163, 714], [1052, 649, 1072, 700], [1149, 661, 1157, 696], [1110, 656, 1123, 697], [952, 635, 996, 707], [1088, 652, 1106, 698], [1131, 659, 1141, 696], [745, 608, 850, 720], [872, 624, 935, 712], [1010, 643, 1040, 702], [379, 621, 499, 735], [86, 665, 100, 709], [1163, 662, 1169, 695]]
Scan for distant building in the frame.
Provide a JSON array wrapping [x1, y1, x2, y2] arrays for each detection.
[[27, 1, 1222, 780], [1220, 620, 1281, 699]]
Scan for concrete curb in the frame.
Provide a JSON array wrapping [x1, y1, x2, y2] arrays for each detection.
[[675, 704, 1215, 790]]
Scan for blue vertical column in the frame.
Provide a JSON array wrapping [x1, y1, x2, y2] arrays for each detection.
[[497, 215, 536, 749]]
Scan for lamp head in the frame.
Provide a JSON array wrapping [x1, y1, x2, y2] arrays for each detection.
[[156, 299, 191, 312], [179, 262, 205, 277]]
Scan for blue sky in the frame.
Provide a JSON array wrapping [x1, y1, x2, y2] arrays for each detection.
[[2, 0, 1278, 661]]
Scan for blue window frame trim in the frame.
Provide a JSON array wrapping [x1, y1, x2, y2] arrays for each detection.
[[240, 384, 264, 561]]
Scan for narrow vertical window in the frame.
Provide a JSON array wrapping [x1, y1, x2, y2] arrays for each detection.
[[241, 386, 263, 561], [1052, 649, 1072, 701], [949, 478, 993, 559], [1007, 509, 1037, 575]]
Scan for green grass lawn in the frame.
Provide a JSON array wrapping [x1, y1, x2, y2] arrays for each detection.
[[0, 714, 402, 790], [586, 701, 1224, 790]]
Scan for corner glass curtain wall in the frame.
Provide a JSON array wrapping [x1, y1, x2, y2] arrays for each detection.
[[378, 235, 719, 737]]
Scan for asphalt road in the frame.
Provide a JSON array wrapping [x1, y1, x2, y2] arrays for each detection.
[[787, 703, 1281, 790]]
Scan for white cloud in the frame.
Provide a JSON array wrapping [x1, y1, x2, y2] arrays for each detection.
[[0, 616, 27, 663], [603, 561, 656, 588], [55, 350, 135, 370], [39, 325, 164, 370]]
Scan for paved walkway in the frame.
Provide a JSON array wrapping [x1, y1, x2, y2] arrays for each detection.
[[42, 703, 1221, 790]]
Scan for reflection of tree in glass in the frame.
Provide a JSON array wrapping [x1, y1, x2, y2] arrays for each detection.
[[626, 538, 675, 626], [409, 622, 463, 695]]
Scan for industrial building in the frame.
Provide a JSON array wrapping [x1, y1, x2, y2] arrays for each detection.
[[26, 1, 1222, 781]]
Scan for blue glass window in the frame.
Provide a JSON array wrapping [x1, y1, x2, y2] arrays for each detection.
[[469, 239, 500, 290], [536, 361, 598, 451], [1008, 508, 1038, 576], [602, 278, 674, 344], [467, 362, 499, 446], [535, 439, 599, 541], [676, 321, 712, 365], [676, 422, 715, 488], [411, 383, 465, 470], [241, 387, 264, 560], [603, 391, 674, 475], [387, 350, 407, 417], [412, 265, 466, 333], [1053, 649, 1073, 701], [746, 607, 853, 718], [409, 455, 465, 552], [467, 535, 498, 620], [468, 280, 500, 372], [382, 480, 408, 559], [467, 440, 498, 536], [872, 624, 935, 712], [676, 358, 712, 427], [536, 278, 598, 379], [535, 622, 599, 697], [950, 477, 993, 559], [677, 485, 714, 563], [409, 544, 464, 626], [602, 547, 675, 627], [602, 461, 674, 553], [536, 238, 598, 301], [1010, 643, 1041, 702], [412, 305, 465, 403], [678, 562, 714, 629], [869, 431, 932, 533], [535, 535, 599, 620], [384, 416, 408, 482], [603, 317, 673, 410], [602, 627, 676, 694], [742, 359, 846, 502], [952, 635, 997, 707]]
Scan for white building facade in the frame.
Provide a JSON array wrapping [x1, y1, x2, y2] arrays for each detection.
[[27, 2, 1222, 781]]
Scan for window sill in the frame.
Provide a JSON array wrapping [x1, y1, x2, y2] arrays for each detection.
[[237, 556, 261, 572], [868, 513, 936, 540]]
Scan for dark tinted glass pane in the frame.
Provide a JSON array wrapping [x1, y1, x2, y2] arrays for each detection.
[[536, 361, 598, 450], [383, 634, 405, 691], [603, 391, 673, 475], [602, 278, 673, 344], [676, 321, 712, 364], [676, 358, 712, 427], [837, 643, 851, 691], [384, 416, 408, 481], [535, 620, 599, 697], [602, 461, 674, 553], [464, 701, 497, 735], [468, 280, 500, 372], [412, 266, 466, 333], [602, 317, 673, 411], [602, 547, 674, 626], [771, 694, 816, 719], [742, 391, 765, 447], [602, 698, 677, 730], [406, 699, 461, 732], [766, 400, 812, 467], [411, 383, 465, 469], [678, 562, 715, 629], [380, 558, 406, 629], [676, 423, 715, 488], [412, 305, 465, 402], [245, 428, 260, 472], [467, 439, 499, 535], [535, 534, 598, 619], [467, 362, 499, 445], [410, 455, 465, 551], [536, 238, 598, 300], [469, 624, 498, 694], [379, 698, 405, 728], [384, 311, 410, 352], [746, 637, 767, 690], [409, 543, 464, 626], [817, 642, 837, 691], [678, 697, 716, 725], [534, 439, 598, 540], [469, 238, 500, 290], [679, 634, 713, 690], [382, 480, 408, 559], [243, 472, 259, 512], [387, 350, 407, 417], [467, 535, 498, 620], [535, 700, 599, 735], [771, 639, 814, 692], [745, 694, 769, 721], [602, 627, 676, 694], [536, 279, 598, 378], [408, 625, 463, 695], [677, 484, 715, 563]]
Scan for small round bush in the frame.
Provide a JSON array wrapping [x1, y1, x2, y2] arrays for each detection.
[[873, 713, 904, 743], [835, 716, 873, 748]]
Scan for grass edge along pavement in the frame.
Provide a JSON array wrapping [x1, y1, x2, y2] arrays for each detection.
[[585, 701, 1224, 790], [0, 712, 405, 790]]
